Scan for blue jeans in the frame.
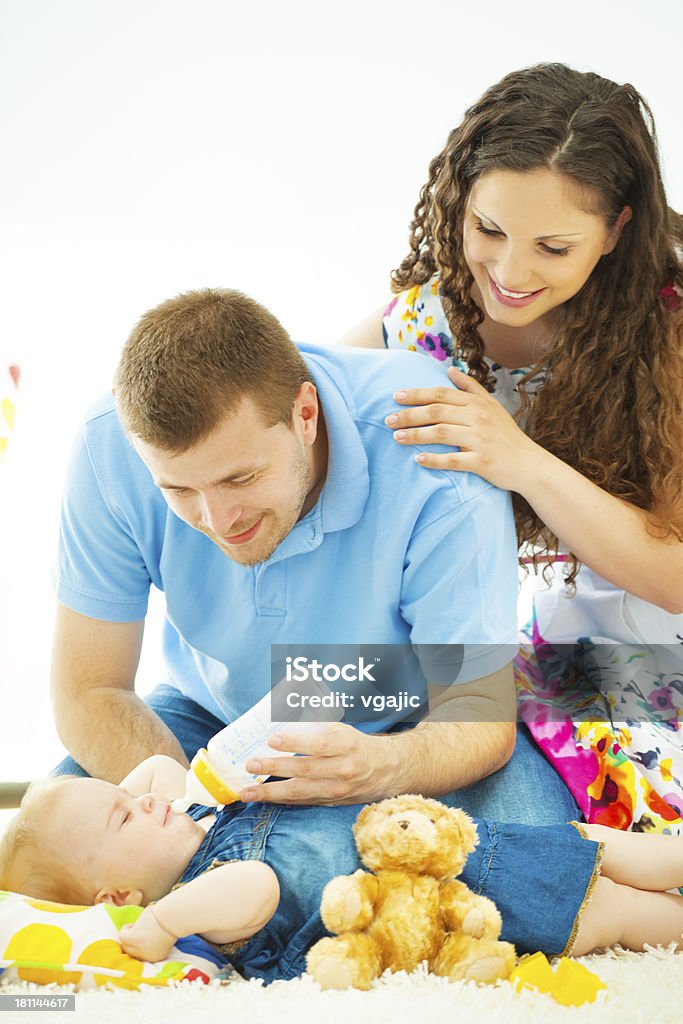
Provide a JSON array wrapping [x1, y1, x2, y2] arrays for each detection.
[[178, 800, 599, 980], [53, 682, 580, 824]]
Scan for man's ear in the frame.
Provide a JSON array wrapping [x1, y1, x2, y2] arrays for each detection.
[[95, 887, 143, 907], [293, 382, 319, 445], [603, 206, 632, 254]]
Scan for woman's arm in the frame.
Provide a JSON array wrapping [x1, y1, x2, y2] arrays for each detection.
[[514, 445, 683, 613], [388, 366, 683, 612], [119, 755, 188, 799], [337, 304, 387, 348], [119, 861, 280, 961]]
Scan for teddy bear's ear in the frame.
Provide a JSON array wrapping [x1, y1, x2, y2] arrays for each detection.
[[352, 803, 375, 838], [444, 806, 479, 856]]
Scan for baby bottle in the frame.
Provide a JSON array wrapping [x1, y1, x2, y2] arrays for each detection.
[[172, 672, 344, 810]]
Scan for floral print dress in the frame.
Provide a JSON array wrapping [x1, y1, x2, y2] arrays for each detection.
[[383, 278, 683, 834]]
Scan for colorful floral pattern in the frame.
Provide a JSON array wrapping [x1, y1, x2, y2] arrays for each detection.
[[515, 621, 683, 836]]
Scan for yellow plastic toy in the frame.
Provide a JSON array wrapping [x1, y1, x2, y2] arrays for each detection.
[[511, 951, 606, 1007], [510, 952, 556, 996]]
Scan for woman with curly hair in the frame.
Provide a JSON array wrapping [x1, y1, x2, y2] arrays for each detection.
[[344, 63, 683, 833]]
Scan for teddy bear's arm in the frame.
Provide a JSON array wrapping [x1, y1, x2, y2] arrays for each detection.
[[439, 879, 503, 940], [320, 869, 380, 934]]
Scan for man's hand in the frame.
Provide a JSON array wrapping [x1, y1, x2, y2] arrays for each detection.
[[241, 723, 399, 805], [240, 663, 517, 804], [119, 906, 177, 962]]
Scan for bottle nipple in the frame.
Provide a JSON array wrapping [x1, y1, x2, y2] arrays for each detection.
[[171, 796, 192, 813]]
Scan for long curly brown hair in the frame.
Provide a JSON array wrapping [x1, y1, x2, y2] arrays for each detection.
[[392, 63, 683, 584]]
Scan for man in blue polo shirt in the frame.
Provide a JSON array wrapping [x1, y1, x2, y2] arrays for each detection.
[[51, 288, 560, 818]]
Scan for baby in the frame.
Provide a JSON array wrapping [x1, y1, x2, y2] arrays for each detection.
[[2, 754, 683, 981], [0, 755, 278, 963], [0, 754, 366, 979]]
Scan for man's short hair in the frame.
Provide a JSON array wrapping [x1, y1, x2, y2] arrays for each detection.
[[115, 288, 311, 452]]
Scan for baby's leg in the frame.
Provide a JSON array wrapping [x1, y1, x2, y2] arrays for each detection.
[[582, 824, 683, 892], [572, 876, 683, 956]]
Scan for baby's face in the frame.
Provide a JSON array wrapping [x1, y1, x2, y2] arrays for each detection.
[[52, 778, 206, 905]]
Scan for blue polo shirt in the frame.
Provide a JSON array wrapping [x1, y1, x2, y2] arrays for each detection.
[[55, 343, 518, 728]]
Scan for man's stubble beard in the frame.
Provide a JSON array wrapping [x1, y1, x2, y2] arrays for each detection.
[[213, 441, 313, 567]]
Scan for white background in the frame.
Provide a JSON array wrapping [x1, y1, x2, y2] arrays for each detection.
[[1, 0, 681, 782]]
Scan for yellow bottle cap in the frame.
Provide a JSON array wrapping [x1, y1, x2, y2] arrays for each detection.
[[191, 748, 241, 805]]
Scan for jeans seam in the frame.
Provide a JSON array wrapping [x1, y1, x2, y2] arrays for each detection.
[[560, 822, 605, 956], [477, 820, 498, 894], [247, 806, 278, 860]]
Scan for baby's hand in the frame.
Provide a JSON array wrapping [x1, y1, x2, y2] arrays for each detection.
[[119, 906, 177, 962]]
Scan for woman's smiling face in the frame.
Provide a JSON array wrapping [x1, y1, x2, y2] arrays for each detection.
[[462, 167, 630, 329]]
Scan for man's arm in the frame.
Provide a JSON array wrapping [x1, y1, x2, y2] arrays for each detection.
[[238, 661, 517, 805], [386, 660, 517, 792], [118, 861, 280, 962], [50, 603, 190, 782]]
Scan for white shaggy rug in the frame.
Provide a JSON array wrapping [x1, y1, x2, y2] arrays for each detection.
[[1, 946, 681, 1024]]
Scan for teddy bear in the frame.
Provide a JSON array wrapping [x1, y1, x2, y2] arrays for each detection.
[[306, 794, 517, 990]]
